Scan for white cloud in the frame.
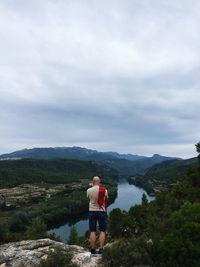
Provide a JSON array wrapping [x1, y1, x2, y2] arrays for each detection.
[[0, 0, 200, 157]]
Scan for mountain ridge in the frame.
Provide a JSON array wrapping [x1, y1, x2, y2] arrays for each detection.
[[0, 146, 180, 175], [0, 146, 146, 161]]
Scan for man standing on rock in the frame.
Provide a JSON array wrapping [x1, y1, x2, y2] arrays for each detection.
[[87, 176, 108, 255]]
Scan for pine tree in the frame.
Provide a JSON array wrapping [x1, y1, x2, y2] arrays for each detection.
[[25, 217, 46, 239], [68, 226, 79, 245], [195, 142, 200, 174], [142, 193, 148, 206], [196, 142, 200, 153]]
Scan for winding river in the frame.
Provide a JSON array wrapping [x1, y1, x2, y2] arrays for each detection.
[[48, 180, 154, 243]]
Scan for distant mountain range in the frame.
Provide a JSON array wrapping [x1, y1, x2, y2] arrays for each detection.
[[0, 147, 180, 175], [0, 147, 146, 161]]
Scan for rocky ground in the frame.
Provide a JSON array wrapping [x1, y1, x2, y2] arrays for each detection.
[[0, 239, 102, 267]]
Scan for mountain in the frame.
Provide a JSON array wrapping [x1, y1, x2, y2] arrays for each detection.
[[0, 147, 145, 161], [129, 157, 198, 194], [118, 153, 180, 175], [0, 146, 179, 175], [101, 151, 146, 161]]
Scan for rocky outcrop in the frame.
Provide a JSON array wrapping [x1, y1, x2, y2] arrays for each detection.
[[0, 239, 102, 267]]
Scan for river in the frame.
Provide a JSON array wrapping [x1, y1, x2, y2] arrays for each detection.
[[48, 180, 154, 243]]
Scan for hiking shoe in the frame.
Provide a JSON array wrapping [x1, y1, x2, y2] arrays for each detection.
[[97, 248, 103, 254], [90, 248, 96, 255]]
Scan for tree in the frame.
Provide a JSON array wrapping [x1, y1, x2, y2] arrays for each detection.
[[153, 202, 200, 267], [9, 211, 30, 232], [195, 142, 200, 175], [25, 217, 47, 239], [68, 226, 79, 245], [108, 208, 125, 238], [142, 193, 148, 206], [195, 142, 200, 154]]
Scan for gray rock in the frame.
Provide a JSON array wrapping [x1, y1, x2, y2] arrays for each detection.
[[0, 239, 101, 267]]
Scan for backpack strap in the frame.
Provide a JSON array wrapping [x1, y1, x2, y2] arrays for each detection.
[[97, 186, 107, 210]]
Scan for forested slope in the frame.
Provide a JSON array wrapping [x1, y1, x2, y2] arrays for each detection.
[[129, 157, 197, 194], [0, 158, 118, 188], [103, 143, 200, 267], [0, 158, 118, 228], [0, 146, 178, 176]]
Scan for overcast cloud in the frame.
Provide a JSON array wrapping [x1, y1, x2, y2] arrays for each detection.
[[0, 0, 200, 158]]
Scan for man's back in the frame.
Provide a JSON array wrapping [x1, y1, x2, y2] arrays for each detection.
[[87, 176, 108, 255], [87, 185, 108, 212]]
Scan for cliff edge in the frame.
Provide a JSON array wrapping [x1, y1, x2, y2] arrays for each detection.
[[0, 239, 102, 267]]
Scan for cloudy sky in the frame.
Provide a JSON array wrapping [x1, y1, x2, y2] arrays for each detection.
[[0, 0, 200, 158]]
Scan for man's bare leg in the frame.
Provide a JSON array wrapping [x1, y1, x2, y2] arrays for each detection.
[[99, 231, 106, 249], [90, 232, 96, 249]]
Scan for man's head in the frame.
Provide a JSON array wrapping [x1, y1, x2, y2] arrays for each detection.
[[92, 176, 100, 186]]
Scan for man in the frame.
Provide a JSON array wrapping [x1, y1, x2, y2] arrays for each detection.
[[87, 176, 108, 255]]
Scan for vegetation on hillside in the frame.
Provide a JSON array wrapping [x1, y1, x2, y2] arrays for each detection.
[[129, 157, 197, 195], [1, 144, 199, 267], [109, 153, 177, 176], [0, 158, 118, 188], [0, 146, 177, 176], [0, 158, 117, 234], [102, 143, 200, 267]]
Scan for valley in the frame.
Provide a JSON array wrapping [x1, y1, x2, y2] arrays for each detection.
[[0, 145, 199, 267], [0, 157, 117, 227], [0, 147, 196, 229]]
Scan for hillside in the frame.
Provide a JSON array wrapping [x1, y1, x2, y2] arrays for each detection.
[[129, 157, 198, 194], [102, 148, 200, 267], [0, 147, 178, 176], [111, 153, 179, 175], [0, 158, 118, 188], [0, 158, 118, 227]]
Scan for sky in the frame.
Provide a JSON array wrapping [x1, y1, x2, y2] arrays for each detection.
[[0, 0, 200, 158]]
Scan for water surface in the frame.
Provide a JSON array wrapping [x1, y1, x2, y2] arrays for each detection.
[[48, 180, 154, 242]]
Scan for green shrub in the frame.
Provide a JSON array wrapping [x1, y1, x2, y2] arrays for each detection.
[[0, 226, 14, 244], [103, 236, 152, 267], [25, 217, 47, 239], [152, 202, 200, 267], [39, 246, 79, 267], [68, 226, 79, 245], [104, 143, 200, 267], [9, 211, 30, 232]]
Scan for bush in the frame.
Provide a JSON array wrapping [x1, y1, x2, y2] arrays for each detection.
[[39, 246, 79, 267], [152, 202, 200, 267], [25, 217, 47, 239], [102, 236, 152, 267], [0, 226, 13, 244], [9, 211, 30, 232], [108, 208, 124, 238], [68, 226, 79, 245]]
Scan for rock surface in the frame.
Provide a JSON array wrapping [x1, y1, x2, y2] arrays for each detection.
[[0, 239, 102, 267]]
